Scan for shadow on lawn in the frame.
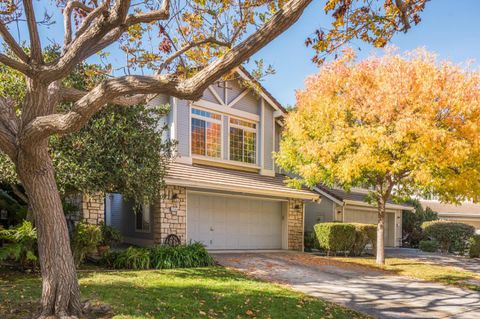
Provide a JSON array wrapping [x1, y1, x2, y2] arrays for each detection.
[[1, 267, 366, 319]]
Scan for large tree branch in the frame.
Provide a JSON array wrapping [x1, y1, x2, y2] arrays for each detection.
[[40, 0, 170, 83], [60, 86, 149, 106], [159, 37, 232, 72], [63, 1, 94, 47], [0, 22, 30, 63], [23, 0, 43, 62], [22, 0, 312, 144], [0, 53, 32, 75]]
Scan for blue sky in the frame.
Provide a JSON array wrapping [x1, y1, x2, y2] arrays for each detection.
[[249, 0, 480, 106], [20, 0, 480, 106]]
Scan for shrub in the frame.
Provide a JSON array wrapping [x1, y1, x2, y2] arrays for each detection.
[[71, 222, 102, 266], [350, 223, 377, 256], [468, 235, 480, 258], [99, 222, 122, 246], [314, 223, 356, 256], [422, 221, 475, 254], [102, 242, 214, 270], [0, 220, 37, 269], [419, 240, 439, 252]]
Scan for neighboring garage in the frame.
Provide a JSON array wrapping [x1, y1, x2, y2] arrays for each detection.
[[187, 192, 286, 250], [305, 185, 412, 247]]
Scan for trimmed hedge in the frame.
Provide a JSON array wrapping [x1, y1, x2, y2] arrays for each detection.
[[469, 235, 480, 258], [350, 223, 377, 257], [422, 221, 475, 253], [314, 223, 356, 256], [419, 240, 439, 252], [102, 242, 214, 269]]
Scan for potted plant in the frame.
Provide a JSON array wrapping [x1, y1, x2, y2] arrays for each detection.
[[98, 222, 122, 256]]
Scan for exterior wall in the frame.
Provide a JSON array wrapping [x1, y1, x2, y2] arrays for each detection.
[[287, 198, 304, 251], [176, 99, 190, 157], [153, 185, 187, 245], [82, 193, 105, 225], [305, 198, 335, 232], [262, 101, 274, 170]]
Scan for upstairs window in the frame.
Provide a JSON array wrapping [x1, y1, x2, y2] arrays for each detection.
[[229, 118, 257, 164], [191, 108, 222, 158]]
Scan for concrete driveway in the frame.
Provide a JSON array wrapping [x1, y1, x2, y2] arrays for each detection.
[[214, 252, 480, 319]]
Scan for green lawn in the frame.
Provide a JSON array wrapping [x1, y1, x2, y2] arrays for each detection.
[[0, 266, 369, 319], [332, 257, 480, 291]]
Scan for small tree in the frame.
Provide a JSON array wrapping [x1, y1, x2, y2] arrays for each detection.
[[276, 48, 480, 264], [402, 200, 438, 248]]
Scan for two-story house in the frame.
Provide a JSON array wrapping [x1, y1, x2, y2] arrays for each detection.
[[105, 67, 319, 251]]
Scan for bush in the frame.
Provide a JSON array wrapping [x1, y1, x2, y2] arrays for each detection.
[[419, 240, 439, 252], [422, 221, 475, 254], [468, 235, 480, 258], [350, 223, 377, 256], [0, 220, 37, 269], [102, 242, 214, 270], [71, 222, 102, 266], [99, 222, 122, 246], [314, 223, 356, 256]]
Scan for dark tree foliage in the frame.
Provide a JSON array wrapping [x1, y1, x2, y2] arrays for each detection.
[[402, 199, 438, 248]]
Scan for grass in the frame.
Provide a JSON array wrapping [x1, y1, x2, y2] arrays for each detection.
[[0, 266, 369, 319], [331, 256, 480, 291]]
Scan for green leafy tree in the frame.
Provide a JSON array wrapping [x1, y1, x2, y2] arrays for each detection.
[[402, 200, 438, 248]]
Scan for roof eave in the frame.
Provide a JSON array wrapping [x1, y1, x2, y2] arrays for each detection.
[[165, 177, 319, 200]]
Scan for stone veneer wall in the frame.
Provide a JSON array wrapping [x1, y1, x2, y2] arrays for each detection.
[[64, 192, 105, 225], [82, 193, 105, 225], [288, 198, 304, 251], [153, 185, 187, 244]]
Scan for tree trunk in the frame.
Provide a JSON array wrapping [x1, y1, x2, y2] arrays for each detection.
[[376, 200, 386, 265], [17, 143, 82, 318]]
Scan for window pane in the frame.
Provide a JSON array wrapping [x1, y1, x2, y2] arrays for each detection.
[[244, 131, 256, 164], [192, 108, 221, 120], [229, 127, 243, 161], [230, 118, 256, 129], [206, 122, 221, 158], [191, 118, 206, 156]]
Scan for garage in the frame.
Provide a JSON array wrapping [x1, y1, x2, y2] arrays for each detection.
[[187, 192, 285, 250], [344, 208, 395, 247]]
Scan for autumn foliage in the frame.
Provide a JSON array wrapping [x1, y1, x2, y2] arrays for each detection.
[[276, 48, 480, 263]]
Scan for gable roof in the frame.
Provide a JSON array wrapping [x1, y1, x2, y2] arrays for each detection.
[[314, 185, 414, 210], [165, 162, 318, 200], [236, 66, 287, 115]]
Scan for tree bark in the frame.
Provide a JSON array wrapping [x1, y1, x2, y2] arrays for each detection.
[[376, 199, 386, 265], [17, 142, 82, 318]]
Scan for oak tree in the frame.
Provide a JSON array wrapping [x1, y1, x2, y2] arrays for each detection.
[[276, 48, 480, 264], [0, 0, 426, 317]]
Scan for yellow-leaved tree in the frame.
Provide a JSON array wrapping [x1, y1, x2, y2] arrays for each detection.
[[275, 48, 480, 264]]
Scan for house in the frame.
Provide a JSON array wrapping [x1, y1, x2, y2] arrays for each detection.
[[105, 67, 319, 251], [420, 200, 480, 234], [306, 185, 412, 247]]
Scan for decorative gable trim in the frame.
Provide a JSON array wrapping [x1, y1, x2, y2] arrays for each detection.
[[208, 85, 225, 105], [227, 89, 249, 107]]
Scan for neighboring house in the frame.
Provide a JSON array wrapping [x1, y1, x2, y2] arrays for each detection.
[[105, 67, 319, 251], [420, 200, 480, 233], [306, 185, 412, 247]]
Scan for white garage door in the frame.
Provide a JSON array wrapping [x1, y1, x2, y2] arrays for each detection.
[[187, 192, 283, 250]]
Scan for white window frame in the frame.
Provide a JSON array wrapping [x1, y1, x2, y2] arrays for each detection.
[[135, 203, 151, 233], [190, 107, 224, 159], [228, 116, 258, 164]]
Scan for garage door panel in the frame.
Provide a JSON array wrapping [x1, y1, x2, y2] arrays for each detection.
[[187, 193, 283, 250]]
